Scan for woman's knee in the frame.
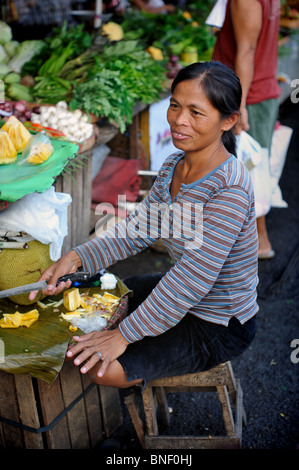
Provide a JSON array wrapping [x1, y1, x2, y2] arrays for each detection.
[[86, 359, 142, 388]]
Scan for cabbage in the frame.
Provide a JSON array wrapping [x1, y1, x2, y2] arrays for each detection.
[[8, 40, 45, 73], [0, 45, 9, 64], [4, 40, 20, 58], [0, 22, 12, 45], [0, 63, 11, 79]]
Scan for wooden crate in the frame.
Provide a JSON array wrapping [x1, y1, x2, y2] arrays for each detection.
[[54, 149, 93, 254], [0, 361, 123, 449]]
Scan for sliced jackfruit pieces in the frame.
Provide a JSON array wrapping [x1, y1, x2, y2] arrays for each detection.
[[26, 141, 53, 165], [0, 309, 39, 328], [1, 115, 31, 152], [0, 129, 18, 164], [63, 288, 82, 311]]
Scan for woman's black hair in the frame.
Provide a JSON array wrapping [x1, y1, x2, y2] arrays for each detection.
[[171, 61, 242, 156]]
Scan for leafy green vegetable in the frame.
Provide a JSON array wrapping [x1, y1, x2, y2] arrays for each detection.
[[33, 76, 72, 103], [121, 8, 216, 57], [69, 68, 135, 133], [8, 40, 45, 73], [0, 21, 12, 45], [4, 40, 19, 58], [69, 40, 166, 132]]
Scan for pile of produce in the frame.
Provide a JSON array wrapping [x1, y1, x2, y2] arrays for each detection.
[[0, 100, 32, 123], [0, 115, 54, 165], [120, 3, 216, 63], [0, 115, 31, 163], [0, 2, 216, 134], [30, 101, 94, 143], [60, 286, 121, 332]]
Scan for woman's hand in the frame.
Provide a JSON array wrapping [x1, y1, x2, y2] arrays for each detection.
[[28, 250, 83, 300], [234, 106, 250, 135], [67, 328, 129, 378]]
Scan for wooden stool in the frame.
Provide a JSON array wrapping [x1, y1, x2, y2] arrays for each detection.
[[124, 362, 246, 449]]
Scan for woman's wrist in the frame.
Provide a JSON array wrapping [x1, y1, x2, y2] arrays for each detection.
[[70, 249, 83, 269]]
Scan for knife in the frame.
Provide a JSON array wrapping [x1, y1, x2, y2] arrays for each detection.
[[0, 271, 90, 299]]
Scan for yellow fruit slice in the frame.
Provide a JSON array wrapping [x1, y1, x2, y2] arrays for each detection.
[[2, 115, 31, 152], [63, 288, 82, 311]]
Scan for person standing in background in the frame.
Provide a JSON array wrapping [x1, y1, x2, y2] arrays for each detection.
[[213, 0, 281, 259]]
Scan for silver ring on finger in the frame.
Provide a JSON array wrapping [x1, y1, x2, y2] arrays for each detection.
[[96, 351, 103, 360]]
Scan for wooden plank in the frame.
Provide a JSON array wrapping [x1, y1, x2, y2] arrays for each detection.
[[38, 375, 71, 449], [0, 371, 23, 448], [59, 361, 90, 449], [99, 386, 123, 438], [129, 114, 139, 159], [124, 393, 146, 449], [14, 375, 43, 449], [70, 166, 80, 249], [216, 385, 235, 436], [139, 108, 150, 169], [54, 174, 62, 193], [142, 385, 158, 436], [81, 151, 92, 244], [81, 374, 104, 448], [61, 173, 72, 254], [148, 363, 228, 387], [145, 434, 240, 449]]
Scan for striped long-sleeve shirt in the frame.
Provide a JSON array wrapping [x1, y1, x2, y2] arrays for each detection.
[[74, 152, 259, 343]]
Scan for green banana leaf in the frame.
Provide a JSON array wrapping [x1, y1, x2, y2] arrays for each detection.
[[0, 277, 130, 384], [0, 137, 79, 203]]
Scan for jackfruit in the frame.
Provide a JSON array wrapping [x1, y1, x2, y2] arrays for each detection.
[[26, 141, 54, 165], [0, 239, 53, 305], [0, 129, 18, 164], [1, 115, 31, 152], [102, 22, 124, 41], [63, 288, 82, 311], [0, 309, 39, 328]]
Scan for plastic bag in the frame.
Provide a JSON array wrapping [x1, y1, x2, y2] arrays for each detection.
[[205, 0, 228, 28], [71, 312, 107, 334], [18, 132, 54, 166], [235, 131, 262, 170], [236, 132, 271, 218], [269, 123, 293, 208], [0, 186, 71, 260]]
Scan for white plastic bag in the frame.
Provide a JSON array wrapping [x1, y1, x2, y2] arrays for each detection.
[[71, 312, 107, 334], [236, 132, 271, 218], [0, 186, 71, 260], [269, 124, 293, 208], [205, 0, 228, 28], [235, 131, 262, 170], [249, 147, 272, 218]]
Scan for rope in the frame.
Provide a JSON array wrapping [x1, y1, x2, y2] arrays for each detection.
[[0, 382, 96, 434]]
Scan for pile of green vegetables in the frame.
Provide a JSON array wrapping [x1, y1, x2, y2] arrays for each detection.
[[1, 1, 215, 133], [19, 23, 167, 132], [120, 2, 216, 59]]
